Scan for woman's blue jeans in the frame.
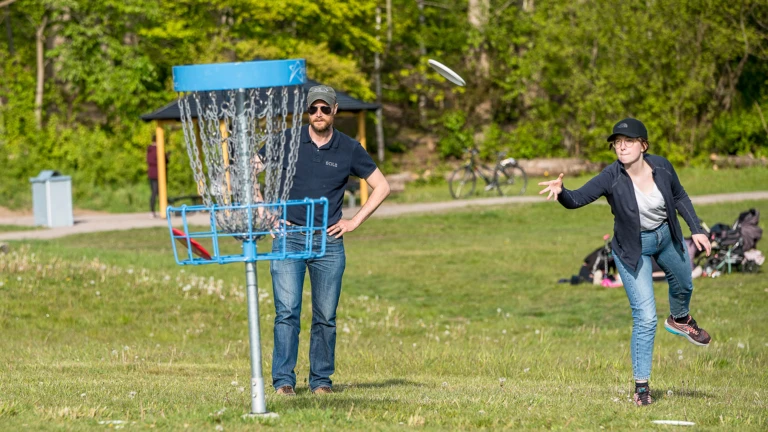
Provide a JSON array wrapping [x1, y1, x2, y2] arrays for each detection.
[[270, 233, 346, 391], [612, 222, 693, 381]]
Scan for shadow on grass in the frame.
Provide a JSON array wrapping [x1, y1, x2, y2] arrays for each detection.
[[338, 378, 421, 390], [275, 395, 404, 414], [653, 388, 713, 402], [273, 394, 404, 411], [266, 380, 420, 411], [283, 378, 420, 396]]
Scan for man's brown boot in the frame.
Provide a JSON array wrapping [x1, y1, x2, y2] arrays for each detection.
[[275, 385, 296, 396], [312, 386, 333, 395]]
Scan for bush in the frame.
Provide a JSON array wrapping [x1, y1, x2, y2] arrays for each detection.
[[703, 102, 768, 158], [0, 109, 197, 211], [436, 110, 474, 159]]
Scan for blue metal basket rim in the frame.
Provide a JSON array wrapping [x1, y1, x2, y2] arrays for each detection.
[[173, 59, 306, 92]]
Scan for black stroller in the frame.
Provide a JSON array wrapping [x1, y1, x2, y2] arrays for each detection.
[[699, 209, 763, 274], [564, 234, 667, 286]]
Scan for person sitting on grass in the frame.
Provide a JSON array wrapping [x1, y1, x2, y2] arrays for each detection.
[[538, 118, 712, 407]]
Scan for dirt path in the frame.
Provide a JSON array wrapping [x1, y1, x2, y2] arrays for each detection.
[[1, 191, 767, 241]]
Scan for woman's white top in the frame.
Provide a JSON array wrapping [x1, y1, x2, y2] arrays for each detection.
[[633, 182, 667, 231]]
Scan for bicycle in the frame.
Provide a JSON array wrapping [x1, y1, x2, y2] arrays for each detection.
[[448, 148, 528, 199]]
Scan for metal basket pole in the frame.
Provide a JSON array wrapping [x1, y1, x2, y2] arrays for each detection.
[[235, 88, 267, 415], [245, 259, 266, 413]]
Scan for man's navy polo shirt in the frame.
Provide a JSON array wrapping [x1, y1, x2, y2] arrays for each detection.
[[260, 125, 377, 227]]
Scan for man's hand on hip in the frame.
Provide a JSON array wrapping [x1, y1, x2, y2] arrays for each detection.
[[327, 219, 359, 239]]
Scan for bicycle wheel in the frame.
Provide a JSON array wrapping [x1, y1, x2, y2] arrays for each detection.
[[449, 167, 476, 199], [496, 164, 528, 196]]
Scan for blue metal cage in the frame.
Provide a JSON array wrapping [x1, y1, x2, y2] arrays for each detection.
[[167, 198, 329, 265]]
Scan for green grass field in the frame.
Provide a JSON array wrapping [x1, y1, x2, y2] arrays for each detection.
[[1, 199, 767, 430], [0, 225, 40, 233]]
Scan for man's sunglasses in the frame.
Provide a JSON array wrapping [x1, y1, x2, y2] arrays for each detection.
[[308, 105, 333, 115]]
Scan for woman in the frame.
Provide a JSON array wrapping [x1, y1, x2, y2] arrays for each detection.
[[538, 118, 712, 406]]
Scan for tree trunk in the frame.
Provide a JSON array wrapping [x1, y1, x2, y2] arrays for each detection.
[[523, 0, 535, 13], [35, 15, 48, 129], [518, 4, 538, 111], [4, 5, 13, 56], [385, 0, 392, 49], [468, 0, 491, 140], [710, 154, 767, 169], [0, 90, 5, 145], [517, 157, 604, 177], [713, 8, 751, 113], [755, 102, 768, 138], [417, 0, 427, 127], [374, 7, 385, 162]]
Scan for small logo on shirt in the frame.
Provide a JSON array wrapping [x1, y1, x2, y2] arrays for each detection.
[[618, 123, 628, 128], [325, 161, 338, 168]]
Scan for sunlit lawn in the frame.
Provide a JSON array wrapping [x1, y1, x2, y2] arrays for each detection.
[[1, 197, 766, 430]]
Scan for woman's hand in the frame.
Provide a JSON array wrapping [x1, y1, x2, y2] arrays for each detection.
[[691, 233, 711, 257], [538, 173, 564, 201]]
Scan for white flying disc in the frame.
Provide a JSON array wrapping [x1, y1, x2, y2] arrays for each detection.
[[428, 59, 466, 86], [651, 420, 696, 426]]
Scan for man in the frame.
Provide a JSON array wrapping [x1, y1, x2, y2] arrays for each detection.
[[269, 85, 390, 396]]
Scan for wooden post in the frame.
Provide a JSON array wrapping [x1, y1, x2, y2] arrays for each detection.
[[156, 122, 168, 218], [357, 111, 369, 206]]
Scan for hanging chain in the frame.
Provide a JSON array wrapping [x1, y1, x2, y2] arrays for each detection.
[[178, 94, 211, 208], [177, 86, 305, 235], [282, 86, 304, 202]]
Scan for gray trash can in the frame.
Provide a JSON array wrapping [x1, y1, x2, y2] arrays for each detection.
[[29, 170, 74, 227]]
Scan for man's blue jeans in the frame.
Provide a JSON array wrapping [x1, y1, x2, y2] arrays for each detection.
[[612, 222, 693, 381], [270, 233, 345, 391]]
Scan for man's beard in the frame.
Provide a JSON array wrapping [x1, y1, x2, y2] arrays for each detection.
[[310, 118, 332, 133]]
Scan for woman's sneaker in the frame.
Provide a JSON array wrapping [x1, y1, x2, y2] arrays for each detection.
[[664, 315, 711, 346], [633, 383, 653, 406]]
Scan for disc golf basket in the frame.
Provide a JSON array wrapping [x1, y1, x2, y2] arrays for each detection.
[[167, 59, 328, 417]]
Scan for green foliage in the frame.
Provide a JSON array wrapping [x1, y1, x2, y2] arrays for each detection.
[[0, 100, 195, 210], [705, 99, 768, 157], [463, 0, 768, 161], [509, 120, 569, 160], [436, 110, 473, 159], [0, 0, 379, 210], [477, 123, 503, 161], [1, 0, 767, 212], [235, 40, 375, 101]]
